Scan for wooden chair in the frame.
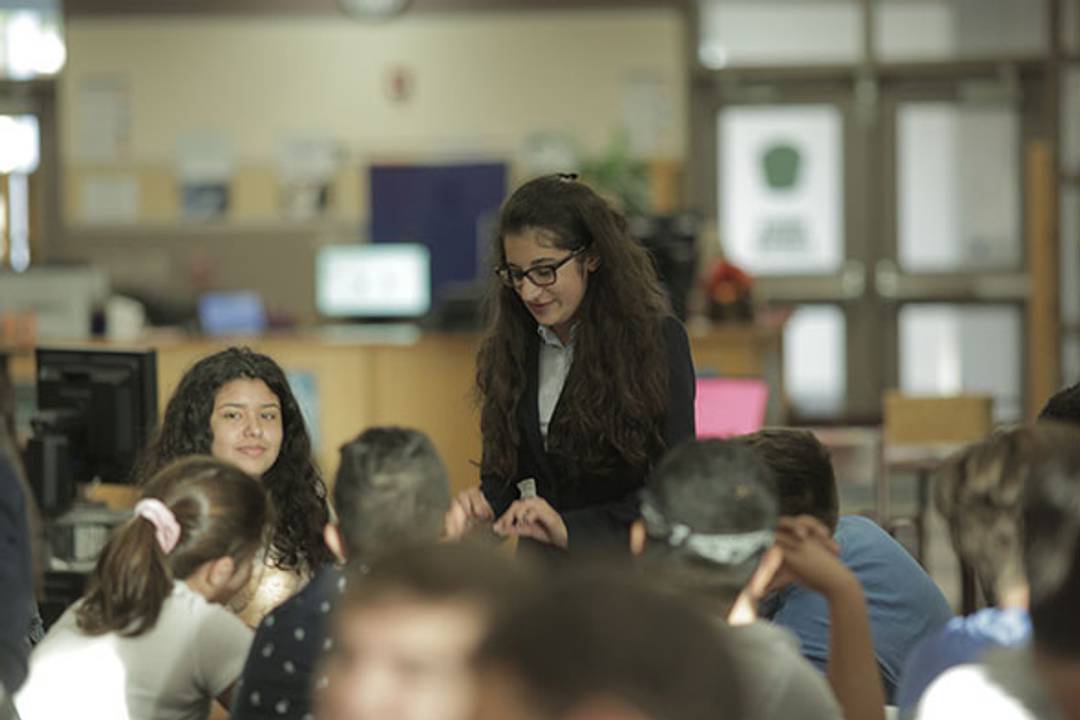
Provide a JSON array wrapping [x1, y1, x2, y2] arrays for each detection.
[[881, 391, 994, 613]]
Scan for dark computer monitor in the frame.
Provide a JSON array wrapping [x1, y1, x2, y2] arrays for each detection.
[[26, 347, 157, 515]]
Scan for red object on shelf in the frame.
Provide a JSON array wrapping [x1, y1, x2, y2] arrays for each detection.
[[704, 259, 754, 321]]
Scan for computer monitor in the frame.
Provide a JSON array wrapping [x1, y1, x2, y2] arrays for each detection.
[[26, 347, 158, 515], [316, 243, 431, 320], [198, 291, 268, 336]]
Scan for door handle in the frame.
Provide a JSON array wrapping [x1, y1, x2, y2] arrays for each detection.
[[841, 260, 867, 299], [875, 259, 899, 299]]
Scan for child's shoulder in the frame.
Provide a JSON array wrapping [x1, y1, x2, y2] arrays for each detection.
[[166, 581, 244, 626]]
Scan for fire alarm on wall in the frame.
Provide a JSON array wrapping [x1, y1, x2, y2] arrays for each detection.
[[386, 66, 415, 103]]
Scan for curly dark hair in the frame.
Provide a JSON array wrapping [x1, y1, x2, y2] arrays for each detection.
[[476, 174, 672, 480], [135, 347, 332, 572]]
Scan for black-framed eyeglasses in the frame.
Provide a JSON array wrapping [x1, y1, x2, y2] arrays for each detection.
[[496, 246, 586, 289]]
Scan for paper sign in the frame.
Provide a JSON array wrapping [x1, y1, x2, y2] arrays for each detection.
[[79, 174, 139, 225]]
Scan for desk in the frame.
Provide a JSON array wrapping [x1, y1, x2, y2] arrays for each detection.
[[7, 318, 787, 494], [881, 443, 965, 527]]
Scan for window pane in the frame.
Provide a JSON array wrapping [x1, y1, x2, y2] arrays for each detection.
[[1065, 336, 1080, 389], [897, 102, 1021, 272], [784, 305, 846, 416], [875, 0, 1048, 62], [1064, 0, 1080, 54], [899, 304, 1022, 422], [0, 3, 65, 79], [1064, 187, 1080, 386], [1062, 187, 1080, 328], [1064, 68, 1080, 175], [698, 0, 861, 69], [0, 114, 39, 174], [718, 105, 844, 275]]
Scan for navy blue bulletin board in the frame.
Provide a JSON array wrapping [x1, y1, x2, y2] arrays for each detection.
[[369, 163, 508, 302]]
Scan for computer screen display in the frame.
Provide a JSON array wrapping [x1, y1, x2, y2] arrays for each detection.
[[316, 243, 431, 319], [198, 291, 267, 336]]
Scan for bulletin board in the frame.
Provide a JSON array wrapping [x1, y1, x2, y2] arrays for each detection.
[[369, 163, 508, 301]]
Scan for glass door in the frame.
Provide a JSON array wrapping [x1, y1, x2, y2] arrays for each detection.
[[713, 88, 882, 421], [712, 80, 1033, 423], [878, 82, 1030, 422], [696, 0, 1052, 424]]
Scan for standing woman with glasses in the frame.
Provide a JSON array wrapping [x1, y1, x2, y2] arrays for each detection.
[[444, 174, 696, 554]]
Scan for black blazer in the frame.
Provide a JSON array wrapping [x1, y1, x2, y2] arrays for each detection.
[[480, 315, 696, 554]]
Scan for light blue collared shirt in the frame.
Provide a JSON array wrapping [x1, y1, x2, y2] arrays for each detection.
[[537, 324, 575, 443]]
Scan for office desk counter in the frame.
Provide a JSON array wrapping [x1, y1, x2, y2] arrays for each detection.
[[7, 318, 786, 495]]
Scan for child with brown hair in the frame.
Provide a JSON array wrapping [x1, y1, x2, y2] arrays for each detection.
[[15, 456, 267, 720]]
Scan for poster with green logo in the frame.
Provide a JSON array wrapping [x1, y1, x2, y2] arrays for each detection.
[[718, 105, 843, 275]]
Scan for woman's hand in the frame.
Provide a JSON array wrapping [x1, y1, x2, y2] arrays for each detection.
[[443, 486, 495, 541], [493, 497, 569, 550]]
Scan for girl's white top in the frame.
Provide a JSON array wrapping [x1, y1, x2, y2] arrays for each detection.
[[16, 580, 252, 720]]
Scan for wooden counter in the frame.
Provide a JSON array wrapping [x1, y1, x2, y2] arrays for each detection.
[[6, 317, 785, 495]]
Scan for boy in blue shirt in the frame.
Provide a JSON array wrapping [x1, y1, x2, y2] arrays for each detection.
[[740, 429, 954, 704]]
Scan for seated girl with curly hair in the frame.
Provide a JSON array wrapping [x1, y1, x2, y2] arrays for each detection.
[[135, 347, 333, 626]]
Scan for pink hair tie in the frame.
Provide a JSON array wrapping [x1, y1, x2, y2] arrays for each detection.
[[134, 499, 182, 555]]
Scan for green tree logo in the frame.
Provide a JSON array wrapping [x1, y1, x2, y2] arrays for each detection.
[[762, 143, 801, 191]]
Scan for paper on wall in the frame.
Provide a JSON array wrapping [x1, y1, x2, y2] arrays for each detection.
[[78, 174, 138, 225], [621, 71, 675, 158], [73, 74, 131, 164]]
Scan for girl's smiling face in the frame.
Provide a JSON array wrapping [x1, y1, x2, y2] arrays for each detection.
[[209, 378, 283, 479]]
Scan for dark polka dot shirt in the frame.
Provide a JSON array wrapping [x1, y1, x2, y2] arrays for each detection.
[[231, 566, 345, 720]]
